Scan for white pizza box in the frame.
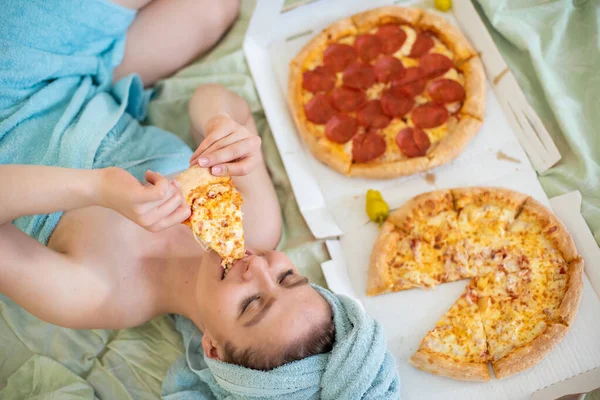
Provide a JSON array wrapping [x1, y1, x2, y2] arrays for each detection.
[[243, 0, 600, 398]]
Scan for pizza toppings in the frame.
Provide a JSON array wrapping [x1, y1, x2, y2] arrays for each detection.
[[342, 61, 376, 90], [325, 114, 358, 144], [302, 66, 336, 93], [391, 67, 427, 98], [375, 24, 407, 54], [373, 55, 405, 83], [409, 33, 434, 57], [428, 79, 466, 104], [412, 103, 449, 128], [323, 43, 357, 72], [396, 127, 431, 157], [381, 90, 413, 117], [369, 188, 581, 381], [357, 100, 391, 129], [304, 93, 335, 124], [354, 34, 383, 62], [352, 130, 386, 163], [331, 86, 367, 112], [420, 53, 454, 78]]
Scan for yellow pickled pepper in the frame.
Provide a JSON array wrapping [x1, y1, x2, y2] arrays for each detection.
[[434, 0, 452, 12], [366, 189, 389, 226]]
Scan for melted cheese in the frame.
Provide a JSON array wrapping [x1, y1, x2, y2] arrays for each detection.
[[421, 286, 488, 363], [190, 182, 245, 266], [396, 25, 417, 57], [366, 82, 387, 100]]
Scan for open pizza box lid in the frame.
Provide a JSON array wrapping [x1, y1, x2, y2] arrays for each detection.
[[243, 0, 600, 398]]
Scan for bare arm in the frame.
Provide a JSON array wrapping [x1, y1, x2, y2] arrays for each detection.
[[0, 165, 101, 225], [188, 84, 283, 251]]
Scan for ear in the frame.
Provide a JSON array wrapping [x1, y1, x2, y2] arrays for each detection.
[[202, 332, 222, 361]]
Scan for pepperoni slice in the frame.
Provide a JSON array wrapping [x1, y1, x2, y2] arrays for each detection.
[[302, 66, 336, 93], [420, 53, 454, 78], [331, 87, 367, 112], [373, 55, 405, 83], [381, 91, 413, 117], [428, 79, 465, 104], [391, 67, 427, 98], [323, 43, 358, 72], [325, 114, 358, 144], [412, 103, 449, 129], [354, 34, 383, 62], [304, 93, 335, 124], [396, 127, 431, 157], [356, 100, 391, 129], [342, 61, 375, 90], [409, 33, 434, 58], [352, 130, 386, 163], [375, 25, 407, 54]]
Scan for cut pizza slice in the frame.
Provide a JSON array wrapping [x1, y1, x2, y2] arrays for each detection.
[[473, 256, 582, 379], [410, 281, 490, 381], [175, 165, 245, 267], [368, 220, 472, 296], [387, 190, 472, 281], [452, 187, 528, 275]]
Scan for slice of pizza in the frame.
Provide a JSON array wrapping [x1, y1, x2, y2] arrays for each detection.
[[175, 165, 245, 267], [452, 187, 528, 275], [473, 256, 582, 379], [410, 281, 490, 381], [387, 190, 472, 280]]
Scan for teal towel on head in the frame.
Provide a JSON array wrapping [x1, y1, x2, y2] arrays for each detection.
[[0, 0, 192, 244], [162, 285, 400, 399]]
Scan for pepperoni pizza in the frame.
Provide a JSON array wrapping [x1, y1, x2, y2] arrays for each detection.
[[368, 188, 583, 380], [288, 7, 486, 178]]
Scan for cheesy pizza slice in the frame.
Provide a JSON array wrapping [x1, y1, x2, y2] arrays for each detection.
[[176, 165, 245, 266], [410, 281, 490, 381]]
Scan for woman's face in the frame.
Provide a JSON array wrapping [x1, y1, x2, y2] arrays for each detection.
[[194, 250, 331, 362]]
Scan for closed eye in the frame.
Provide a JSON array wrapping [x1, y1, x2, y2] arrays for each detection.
[[278, 269, 294, 284], [241, 295, 259, 314]]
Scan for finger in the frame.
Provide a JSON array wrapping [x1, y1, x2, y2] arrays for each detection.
[[135, 181, 178, 214], [211, 154, 261, 177], [189, 117, 237, 165], [190, 129, 250, 167], [148, 202, 192, 232], [155, 189, 186, 218], [139, 171, 171, 202], [201, 136, 261, 168]]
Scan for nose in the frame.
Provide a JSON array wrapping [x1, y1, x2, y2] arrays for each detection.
[[241, 255, 272, 284]]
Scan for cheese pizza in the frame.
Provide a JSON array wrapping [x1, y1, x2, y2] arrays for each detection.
[[288, 6, 485, 179], [175, 165, 245, 267], [368, 188, 583, 380]]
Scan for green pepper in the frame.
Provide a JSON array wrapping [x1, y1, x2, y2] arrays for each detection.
[[365, 189, 389, 226]]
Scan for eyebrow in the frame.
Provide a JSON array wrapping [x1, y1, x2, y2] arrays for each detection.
[[242, 277, 309, 327]]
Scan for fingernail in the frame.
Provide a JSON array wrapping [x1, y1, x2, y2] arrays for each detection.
[[198, 158, 208, 166], [212, 166, 221, 174], [173, 180, 180, 188]]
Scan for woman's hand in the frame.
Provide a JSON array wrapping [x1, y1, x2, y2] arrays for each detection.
[[189, 113, 262, 176], [98, 168, 190, 232]]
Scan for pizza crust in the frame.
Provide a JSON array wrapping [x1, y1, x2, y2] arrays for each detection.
[[176, 165, 230, 226], [410, 350, 491, 382], [352, 6, 422, 32], [460, 56, 486, 120], [518, 197, 579, 262], [367, 222, 398, 296], [559, 257, 584, 326], [386, 189, 453, 232], [417, 11, 476, 63], [493, 324, 568, 379], [452, 186, 529, 212], [427, 115, 482, 169], [348, 156, 430, 179]]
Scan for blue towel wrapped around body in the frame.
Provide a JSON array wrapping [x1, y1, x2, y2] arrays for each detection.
[[162, 285, 401, 399], [0, 0, 192, 244]]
